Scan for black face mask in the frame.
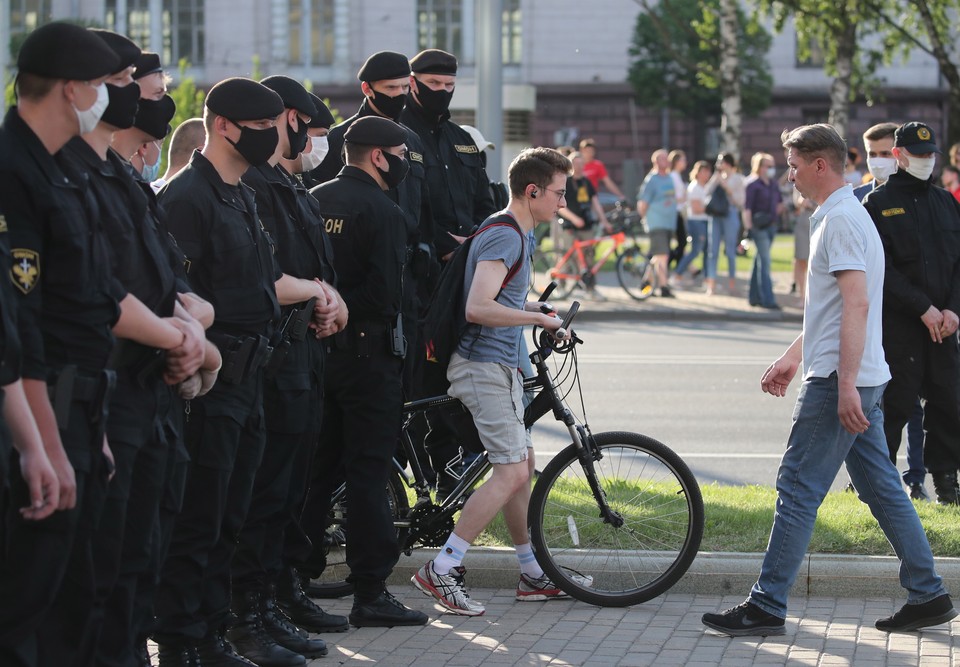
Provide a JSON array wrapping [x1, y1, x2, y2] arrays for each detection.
[[99, 82, 141, 130], [414, 78, 454, 117], [367, 89, 406, 122], [227, 121, 279, 166], [285, 113, 309, 159], [376, 150, 409, 189]]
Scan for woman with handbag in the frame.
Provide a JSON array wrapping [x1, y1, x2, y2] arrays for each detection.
[[743, 152, 784, 309], [704, 153, 746, 296]]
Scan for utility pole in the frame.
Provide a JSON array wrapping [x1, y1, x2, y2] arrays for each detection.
[[475, 0, 503, 181]]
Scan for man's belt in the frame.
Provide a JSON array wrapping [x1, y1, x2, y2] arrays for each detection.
[[208, 332, 273, 385]]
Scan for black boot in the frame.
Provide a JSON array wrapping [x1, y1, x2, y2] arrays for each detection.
[[276, 567, 349, 633], [157, 642, 201, 667], [261, 586, 329, 659], [932, 472, 960, 505], [135, 640, 152, 667], [195, 630, 258, 667], [224, 591, 306, 667], [349, 588, 429, 628]]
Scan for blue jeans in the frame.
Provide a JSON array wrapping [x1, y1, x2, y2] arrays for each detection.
[[749, 375, 945, 618], [674, 218, 708, 276], [707, 210, 740, 279], [748, 224, 777, 306]]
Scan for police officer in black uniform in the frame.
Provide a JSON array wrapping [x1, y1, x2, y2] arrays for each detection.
[[863, 121, 960, 505], [310, 51, 436, 401], [152, 78, 287, 667], [400, 48, 497, 495], [0, 22, 124, 667], [305, 116, 428, 627], [230, 75, 346, 664]]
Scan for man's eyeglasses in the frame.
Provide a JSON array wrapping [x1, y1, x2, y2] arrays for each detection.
[[544, 187, 566, 200]]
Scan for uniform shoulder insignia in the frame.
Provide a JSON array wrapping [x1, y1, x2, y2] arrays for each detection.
[[323, 214, 348, 235], [11, 248, 40, 294], [881, 208, 906, 217], [454, 144, 478, 154], [408, 151, 423, 163]]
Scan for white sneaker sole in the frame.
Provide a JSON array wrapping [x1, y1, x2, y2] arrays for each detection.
[[411, 572, 485, 616]]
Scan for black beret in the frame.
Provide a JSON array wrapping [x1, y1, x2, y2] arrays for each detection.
[[259, 75, 316, 119], [134, 94, 176, 140], [17, 22, 121, 80], [205, 77, 284, 121], [410, 49, 457, 76], [308, 93, 335, 129], [895, 121, 941, 155], [357, 51, 410, 82], [133, 52, 163, 80], [344, 116, 407, 147], [90, 29, 141, 72]]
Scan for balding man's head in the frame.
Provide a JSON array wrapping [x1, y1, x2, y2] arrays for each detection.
[[165, 117, 205, 178]]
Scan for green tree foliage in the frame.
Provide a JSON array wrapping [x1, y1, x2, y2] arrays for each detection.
[[628, 0, 773, 119], [161, 58, 206, 173]]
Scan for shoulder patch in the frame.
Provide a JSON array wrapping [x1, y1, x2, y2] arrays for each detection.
[[408, 151, 423, 163], [454, 144, 478, 154], [11, 248, 39, 294], [881, 208, 906, 217], [324, 215, 346, 235]]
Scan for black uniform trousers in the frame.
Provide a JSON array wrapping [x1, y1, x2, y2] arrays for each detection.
[[154, 371, 266, 643], [300, 342, 402, 601], [883, 324, 960, 473], [233, 343, 324, 591], [93, 374, 170, 667], [0, 398, 110, 667]]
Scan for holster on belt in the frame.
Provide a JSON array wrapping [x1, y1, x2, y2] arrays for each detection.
[[108, 339, 167, 388], [264, 297, 317, 378], [216, 333, 271, 385], [48, 366, 117, 430]]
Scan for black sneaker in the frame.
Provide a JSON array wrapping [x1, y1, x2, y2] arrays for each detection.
[[702, 602, 786, 637], [659, 286, 675, 298], [909, 483, 931, 501], [876, 594, 958, 633], [349, 589, 429, 628]]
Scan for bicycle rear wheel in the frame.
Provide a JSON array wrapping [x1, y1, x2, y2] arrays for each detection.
[[528, 431, 704, 607], [616, 248, 654, 301], [305, 471, 410, 598], [547, 251, 582, 300]]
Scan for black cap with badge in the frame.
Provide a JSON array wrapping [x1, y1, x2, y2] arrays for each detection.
[[17, 21, 121, 80], [895, 122, 941, 155]]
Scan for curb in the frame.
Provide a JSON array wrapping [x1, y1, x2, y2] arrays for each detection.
[[387, 547, 960, 601]]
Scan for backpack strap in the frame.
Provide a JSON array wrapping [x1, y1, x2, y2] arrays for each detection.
[[469, 213, 525, 290]]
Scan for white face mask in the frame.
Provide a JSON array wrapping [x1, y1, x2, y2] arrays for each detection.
[[74, 82, 109, 135], [903, 154, 936, 182], [866, 157, 898, 183], [299, 136, 329, 172], [765, 167, 776, 180]]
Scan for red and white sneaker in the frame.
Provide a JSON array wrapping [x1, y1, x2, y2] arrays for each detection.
[[516, 572, 594, 601], [412, 560, 485, 616]]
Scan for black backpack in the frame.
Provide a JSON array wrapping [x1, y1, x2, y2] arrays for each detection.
[[423, 213, 524, 368]]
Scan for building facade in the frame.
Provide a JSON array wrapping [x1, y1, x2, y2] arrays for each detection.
[[5, 0, 946, 193]]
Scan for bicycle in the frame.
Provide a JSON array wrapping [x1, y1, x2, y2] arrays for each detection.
[[306, 284, 704, 608], [531, 203, 659, 301]]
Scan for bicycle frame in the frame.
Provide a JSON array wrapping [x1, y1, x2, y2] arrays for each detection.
[[550, 231, 627, 284]]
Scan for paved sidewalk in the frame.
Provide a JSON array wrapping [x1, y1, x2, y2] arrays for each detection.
[[305, 587, 958, 666]]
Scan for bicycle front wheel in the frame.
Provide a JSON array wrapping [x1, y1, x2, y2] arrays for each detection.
[[306, 470, 410, 598], [615, 248, 654, 301], [528, 431, 704, 607]]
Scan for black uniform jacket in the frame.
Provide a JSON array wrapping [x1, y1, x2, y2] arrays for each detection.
[[401, 98, 495, 258], [0, 107, 124, 380], [863, 171, 960, 321], [159, 151, 281, 340], [308, 166, 405, 326]]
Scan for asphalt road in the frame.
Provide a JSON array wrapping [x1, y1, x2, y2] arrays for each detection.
[[527, 319, 870, 493]]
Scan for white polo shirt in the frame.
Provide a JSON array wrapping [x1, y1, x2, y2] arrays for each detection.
[[802, 185, 891, 387]]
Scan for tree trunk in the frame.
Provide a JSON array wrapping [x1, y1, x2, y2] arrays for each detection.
[[827, 22, 856, 142], [717, 0, 741, 160], [913, 0, 960, 145]]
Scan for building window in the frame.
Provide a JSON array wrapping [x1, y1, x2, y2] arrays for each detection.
[[10, 0, 50, 40], [417, 0, 464, 58], [502, 0, 521, 65], [289, 0, 335, 66], [795, 34, 825, 69], [106, 0, 205, 65]]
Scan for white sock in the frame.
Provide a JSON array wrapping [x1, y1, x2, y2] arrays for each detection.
[[515, 542, 544, 578], [433, 533, 470, 575]]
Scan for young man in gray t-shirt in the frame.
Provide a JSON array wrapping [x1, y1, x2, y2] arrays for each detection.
[[412, 148, 570, 616]]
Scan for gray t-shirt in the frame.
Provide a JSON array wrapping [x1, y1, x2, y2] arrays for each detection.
[[456, 220, 529, 367]]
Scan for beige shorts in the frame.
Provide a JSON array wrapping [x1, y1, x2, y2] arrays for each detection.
[[446, 353, 532, 464]]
